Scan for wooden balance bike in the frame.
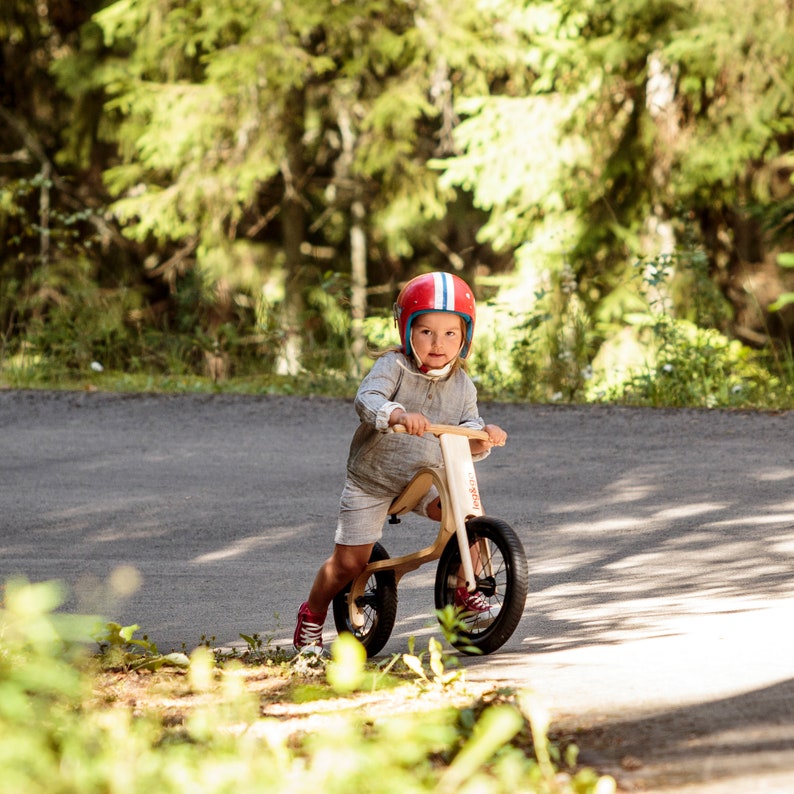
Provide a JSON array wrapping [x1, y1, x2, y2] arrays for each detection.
[[332, 423, 529, 657]]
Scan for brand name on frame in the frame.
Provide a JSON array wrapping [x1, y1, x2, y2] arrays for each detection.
[[467, 471, 480, 510]]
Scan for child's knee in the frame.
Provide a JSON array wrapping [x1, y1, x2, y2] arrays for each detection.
[[426, 497, 442, 521], [333, 544, 373, 578], [416, 489, 442, 521]]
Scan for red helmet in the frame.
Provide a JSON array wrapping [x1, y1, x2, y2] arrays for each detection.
[[393, 272, 476, 359]]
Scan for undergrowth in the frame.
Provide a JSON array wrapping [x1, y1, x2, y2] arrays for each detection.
[[0, 253, 792, 410], [0, 577, 615, 794]]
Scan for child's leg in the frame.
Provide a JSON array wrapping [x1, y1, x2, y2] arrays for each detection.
[[295, 542, 373, 651], [295, 482, 390, 651], [415, 486, 442, 521], [306, 542, 374, 616]]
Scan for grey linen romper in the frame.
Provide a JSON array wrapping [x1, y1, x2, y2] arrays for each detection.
[[335, 350, 488, 545]]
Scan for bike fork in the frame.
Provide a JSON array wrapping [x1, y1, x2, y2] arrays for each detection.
[[439, 433, 486, 592]]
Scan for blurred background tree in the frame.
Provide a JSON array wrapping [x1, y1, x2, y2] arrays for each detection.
[[437, 0, 794, 401], [1, 0, 793, 405]]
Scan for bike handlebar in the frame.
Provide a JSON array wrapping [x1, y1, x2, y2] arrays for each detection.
[[392, 423, 494, 442]]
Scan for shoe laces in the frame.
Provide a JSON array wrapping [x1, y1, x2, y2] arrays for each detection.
[[455, 587, 492, 614], [297, 618, 324, 646], [295, 603, 325, 649]]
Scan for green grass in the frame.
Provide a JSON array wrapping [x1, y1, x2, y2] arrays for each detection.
[[0, 366, 361, 400]]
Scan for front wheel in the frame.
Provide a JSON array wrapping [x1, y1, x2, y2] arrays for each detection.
[[434, 516, 528, 655], [332, 542, 397, 658]]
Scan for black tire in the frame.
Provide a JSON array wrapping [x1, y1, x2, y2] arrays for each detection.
[[332, 542, 398, 658], [434, 516, 528, 655]]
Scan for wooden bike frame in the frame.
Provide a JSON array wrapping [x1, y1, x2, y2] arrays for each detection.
[[347, 424, 493, 630]]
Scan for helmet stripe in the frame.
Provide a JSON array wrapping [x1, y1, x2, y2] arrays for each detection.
[[433, 271, 454, 311]]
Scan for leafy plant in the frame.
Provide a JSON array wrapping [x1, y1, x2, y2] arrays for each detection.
[[584, 251, 791, 408], [402, 635, 464, 689], [436, 603, 483, 657], [94, 621, 190, 672], [769, 252, 794, 312]]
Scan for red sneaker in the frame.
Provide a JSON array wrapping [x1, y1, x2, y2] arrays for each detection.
[[293, 602, 326, 653], [454, 587, 497, 626]]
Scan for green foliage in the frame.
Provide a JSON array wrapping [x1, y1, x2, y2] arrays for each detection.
[[594, 315, 775, 407], [94, 622, 190, 672], [588, 255, 788, 407], [461, 249, 794, 409], [32, 0, 532, 373], [4, 0, 794, 402], [0, 579, 97, 794], [438, 0, 794, 368], [0, 579, 614, 794], [402, 635, 465, 689], [769, 252, 794, 312], [326, 631, 368, 693], [511, 276, 596, 403], [436, 603, 484, 657]]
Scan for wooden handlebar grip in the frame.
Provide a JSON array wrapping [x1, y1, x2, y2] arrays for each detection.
[[392, 423, 492, 442]]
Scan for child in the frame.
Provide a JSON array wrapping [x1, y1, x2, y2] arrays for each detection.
[[293, 271, 507, 653]]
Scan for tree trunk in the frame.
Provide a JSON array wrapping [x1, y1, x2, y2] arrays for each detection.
[[643, 51, 679, 311], [337, 100, 367, 375], [276, 87, 308, 377], [349, 198, 367, 376]]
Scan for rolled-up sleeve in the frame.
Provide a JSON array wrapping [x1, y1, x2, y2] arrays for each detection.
[[354, 355, 405, 431]]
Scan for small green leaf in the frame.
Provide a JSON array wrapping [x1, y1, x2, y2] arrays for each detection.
[[327, 633, 366, 693], [119, 624, 140, 643], [769, 292, 794, 312], [777, 252, 794, 268], [402, 654, 426, 678], [161, 652, 190, 668]]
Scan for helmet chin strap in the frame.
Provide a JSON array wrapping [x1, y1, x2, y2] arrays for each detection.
[[414, 356, 454, 379]]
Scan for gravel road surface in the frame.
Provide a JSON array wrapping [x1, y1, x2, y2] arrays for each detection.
[[2, 389, 793, 792]]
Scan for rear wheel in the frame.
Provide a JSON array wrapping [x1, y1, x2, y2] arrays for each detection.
[[332, 542, 397, 658], [434, 516, 528, 655]]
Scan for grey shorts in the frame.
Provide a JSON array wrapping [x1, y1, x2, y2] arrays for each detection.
[[334, 479, 439, 546]]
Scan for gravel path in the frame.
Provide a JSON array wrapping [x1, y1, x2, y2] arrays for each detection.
[[2, 389, 793, 791]]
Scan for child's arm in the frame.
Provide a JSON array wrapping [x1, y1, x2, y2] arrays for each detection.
[[469, 423, 507, 456]]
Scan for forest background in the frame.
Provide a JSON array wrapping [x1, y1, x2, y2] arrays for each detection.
[[2, 0, 794, 408]]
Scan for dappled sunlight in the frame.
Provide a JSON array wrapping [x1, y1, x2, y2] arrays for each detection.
[[91, 524, 174, 542], [603, 550, 667, 570], [555, 517, 643, 534], [537, 590, 772, 649], [752, 467, 794, 482], [191, 526, 314, 563], [704, 513, 794, 528], [545, 477, 657, 513], [521, 445, 794, 658], [652, 502, 727, 520], [533, 550, 605, 576], [36, 496, 165, 532], [473, 595, 794, 739], [526, 672, 794, 791], [770, 531, 794, 553]]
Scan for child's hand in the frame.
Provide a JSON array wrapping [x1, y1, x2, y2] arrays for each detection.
[[389, 409, 430, 436], [484, 424, 507, 447], [469, 423, 507, 454]]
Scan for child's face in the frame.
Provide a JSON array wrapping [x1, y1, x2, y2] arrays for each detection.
[[411, 312, 465, 367]]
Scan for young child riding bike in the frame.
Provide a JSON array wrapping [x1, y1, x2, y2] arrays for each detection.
[[293, 271, 507, 653]]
